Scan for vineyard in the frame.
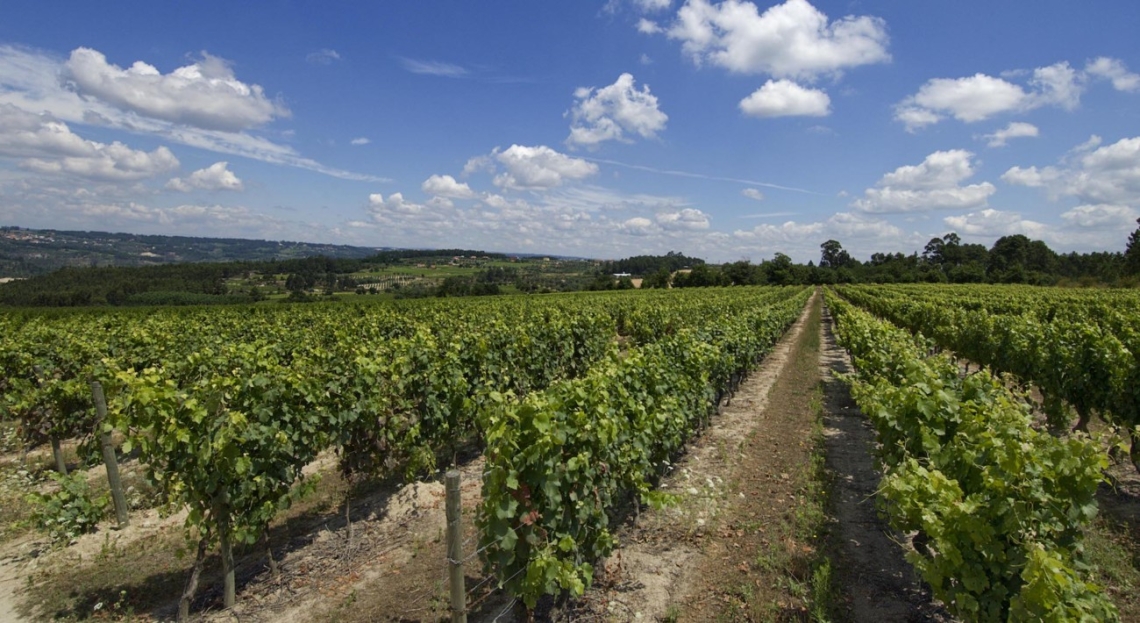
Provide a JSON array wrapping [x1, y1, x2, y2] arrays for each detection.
[[0, 284, 1138, 621]]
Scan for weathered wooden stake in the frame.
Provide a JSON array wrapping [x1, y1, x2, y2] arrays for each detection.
[[50, 437, 67, 475], [445, 470, 467, 623], [91, 381, 129, 528], [215, 502, 236, 609]]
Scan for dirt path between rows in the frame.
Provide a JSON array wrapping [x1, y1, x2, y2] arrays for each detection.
[[0, 552, 23, 622], [562, 292, 822, 621], [530, 293, 954, 623], [819, 306, 951, 622]]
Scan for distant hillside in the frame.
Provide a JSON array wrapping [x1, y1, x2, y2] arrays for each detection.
[[0, 226, 384, 278]]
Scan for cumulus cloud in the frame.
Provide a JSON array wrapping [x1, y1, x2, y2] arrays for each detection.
[[657, 207, 710, 230], [742, 188, 765, 201], [637, 19, 664, 34], [896, 74, 1028, 129], [1031, 62, 1082, 110], [981, 121, 1039, 147], [937, 204, 1136, 252], [943, 208, 1048, 238], [421, 174, 475, 199], [63, 48, 289, 132], [636, 0, 672, 10], [896, 58, 1139, 131], [739, 79, 829, 117], [1085, 57, 1140, 92], [732, 211, 914, 259], [1060, 203, 1139, 228], [469, 145, 599, 190], [1002, 135, 1140, 205], [853, 149, 996, 213], [0, 103, 179, 181], [566, 73, 668, 147], [368, 192, 427, 216], [665, 0, 890, 80], [619, 216, 656, 236], [0, 45, 383, 182], [306, 49, 341, 65], [166, 161, 243, 192]]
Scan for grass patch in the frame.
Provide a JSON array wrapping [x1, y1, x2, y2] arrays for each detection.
[[1084, 514, 1140, 621]]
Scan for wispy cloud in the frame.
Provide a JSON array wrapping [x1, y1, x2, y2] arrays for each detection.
[[580, 156, 821, 194], [306, 49, 341, 65], [399, 57, 469, 78]]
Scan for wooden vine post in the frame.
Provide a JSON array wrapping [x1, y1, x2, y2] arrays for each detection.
[[446, 470, 467, 623], [214, 495, 236, 609], [50, 437, 67, 475], [90, 380, 129, 528]]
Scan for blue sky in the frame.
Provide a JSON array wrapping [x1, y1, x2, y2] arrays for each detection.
[[1, 1, 1139, 263]]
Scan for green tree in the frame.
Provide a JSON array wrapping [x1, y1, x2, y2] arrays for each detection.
[[765, 253, 797, 285], [820, 239, 853, 269], [642, 268, 672, 289], [1127, 218, 1140, 275]]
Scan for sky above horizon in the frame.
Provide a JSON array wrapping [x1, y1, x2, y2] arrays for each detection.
[[1, 1, 1139, 263]]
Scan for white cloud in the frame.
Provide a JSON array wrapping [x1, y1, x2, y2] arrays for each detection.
[[665, 0, 890, 80], [1030, 62, 1082, 110], [635, 0, 672, 11], [943, 208, 1048, 238], [981, 121, 1039, 147], [566, 73, 668, 147], [399, 58, 469, 78], [0, 45, 382, 182], [738, 79, 829, 117], [488, 145, 599, 190], [731, 211, 917, 260], [64, 48, 289, 132], [1000, 165, 1051, 188], [853, 149, 996, 213], [1060, 203, 1139, 228], [350, 137, 371, 146], [893, 106, 941, 131], [1075, 135, 1103, 153], [368, 192, 427, 215], [897, 57, 1139, 130], [939, 204, 1136, 252], [897, 74, 1029, 129], [657, 207, 710, 230], [638, 18, 664, 34], [0, 103, 179, 181], [306, 49, 341, 65], [742, 188, 765, 201], [1085, 57, 1140, 92], [421, 174, 475, 199], [166, 161, 243, 192], [620, 216, 656, 236], [1002, 136, 1140, 205]]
